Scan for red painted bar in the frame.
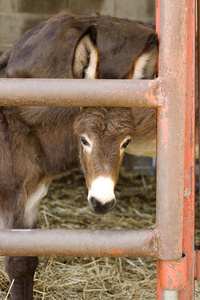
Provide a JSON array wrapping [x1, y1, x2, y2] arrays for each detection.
[[160, 255, 187, 291], [179, 0, 196, 299], [0, 0, 195, 298], [196, 249, 200, 281], [155, 1, 163, 298]]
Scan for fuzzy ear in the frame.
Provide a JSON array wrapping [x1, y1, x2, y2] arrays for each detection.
[[124, 33, 158, 79], [72, 26, 99, 79]]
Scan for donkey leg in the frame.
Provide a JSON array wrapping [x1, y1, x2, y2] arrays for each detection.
[[5, 256, 38, 300], [3, 208, 39, 300], [2, 182, 49, 300]]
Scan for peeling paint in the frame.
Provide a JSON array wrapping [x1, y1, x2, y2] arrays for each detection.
[[184, 187, 192, 198], [105, 249, 125, 256]]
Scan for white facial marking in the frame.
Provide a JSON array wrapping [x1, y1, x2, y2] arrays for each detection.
[[132, 53, 151, 79], [24, 183, 49, 228], [88, 176, 115, 205]]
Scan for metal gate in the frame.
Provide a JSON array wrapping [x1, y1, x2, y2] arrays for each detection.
[[0, 0, 198, 299]]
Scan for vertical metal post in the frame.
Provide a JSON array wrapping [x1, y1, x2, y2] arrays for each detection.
[[156, 0, 188, 299], [179, 0, 196, 298], [155, 2, 163, 298], [0, 0, 195, 298], [199, 0, 200, 236], [156, 0, 187, 260]]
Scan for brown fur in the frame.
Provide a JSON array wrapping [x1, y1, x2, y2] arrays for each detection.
[[74, 107, 136, 188], [0, 13, 158, 300], [0, 13, 158, 158], [0, 105, 137, 214], [0, 13, 157, 80], [0, 104, 137, 299]]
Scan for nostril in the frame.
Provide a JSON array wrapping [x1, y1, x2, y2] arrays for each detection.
[[107, 199, 115, 210], [90, 197, 99, 209]]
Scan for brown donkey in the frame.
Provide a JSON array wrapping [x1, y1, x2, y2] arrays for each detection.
[[0, 13, 158, 300]]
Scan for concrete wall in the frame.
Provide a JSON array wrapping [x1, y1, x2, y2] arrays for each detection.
[[0, 0, 155, 55]]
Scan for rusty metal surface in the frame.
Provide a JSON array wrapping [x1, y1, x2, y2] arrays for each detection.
[[155, 1, 163, 298], [179, 0, 196, 299], [198, 0, 200, 281], [195, 249, 200, 281], [0, 229, 156, 257], [0, 78, 160, 107], [159, 255, 187, 290], [155, 0, 188, 260], [0, 0, 195, 298]]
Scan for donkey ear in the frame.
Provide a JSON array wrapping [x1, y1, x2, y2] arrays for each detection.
[[72, 26, 99, 79], [124, 33, 158, 79]]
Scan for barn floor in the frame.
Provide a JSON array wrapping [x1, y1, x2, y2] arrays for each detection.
[[0, 170, 200, 299]]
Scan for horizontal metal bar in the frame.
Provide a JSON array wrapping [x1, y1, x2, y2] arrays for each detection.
[[0, 78, 161, 107], [0, 229, 156, 257]]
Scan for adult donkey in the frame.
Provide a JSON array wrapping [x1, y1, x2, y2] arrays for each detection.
[[0, 13, 158, 300]]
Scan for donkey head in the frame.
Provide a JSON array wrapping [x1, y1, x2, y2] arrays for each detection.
[[74, 107, 136, 214], [72, 24, 157, 214]]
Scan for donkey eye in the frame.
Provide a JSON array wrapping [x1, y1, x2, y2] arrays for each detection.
[[122, 139, 131, 149], [80, 136, 90, 147]]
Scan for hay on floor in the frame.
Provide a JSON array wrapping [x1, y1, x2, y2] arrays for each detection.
[[0, 170, 199, 299]]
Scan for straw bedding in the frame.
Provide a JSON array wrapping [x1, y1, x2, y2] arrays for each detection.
[[0, 170, 200, 299]]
